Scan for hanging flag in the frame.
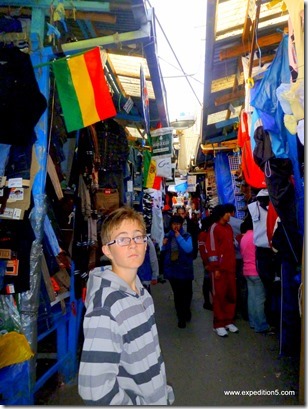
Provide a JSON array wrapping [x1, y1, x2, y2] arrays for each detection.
[[142, 149, 162, 189], [143, 150, 156, 188], [52, 47, 116, 132], [140, 64, 150, 136]]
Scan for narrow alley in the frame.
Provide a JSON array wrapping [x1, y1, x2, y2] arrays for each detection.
[[37, 256, 300, 406]]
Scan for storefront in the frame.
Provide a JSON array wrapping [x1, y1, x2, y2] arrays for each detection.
[[0, 1, 171, 404]]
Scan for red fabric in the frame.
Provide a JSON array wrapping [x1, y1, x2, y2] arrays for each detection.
[[267, 200, 279, 247], [206, 222, 237, 328], [198, 231, 208, 267], [191, 197, 200, 210], [211, 270, 236, 328], [237, 111, 249, 148], [206, 223, 236, 273], [152, 176, 162, 190], [238, 111, 266, 189]]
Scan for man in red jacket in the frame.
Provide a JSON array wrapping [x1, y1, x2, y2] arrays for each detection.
[[206, 204, 238, 337]]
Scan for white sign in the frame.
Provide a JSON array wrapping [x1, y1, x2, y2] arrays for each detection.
[[155, 157, 172, 178]]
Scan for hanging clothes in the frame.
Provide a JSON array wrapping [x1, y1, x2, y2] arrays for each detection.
[[0, 47, 47, 145], [237, 111, 266, 189]]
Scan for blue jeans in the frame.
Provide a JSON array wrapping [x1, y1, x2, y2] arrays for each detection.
[[246, 275, 269, 332]]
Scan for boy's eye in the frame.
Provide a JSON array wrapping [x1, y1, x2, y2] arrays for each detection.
[[117, 237, 131, 245]]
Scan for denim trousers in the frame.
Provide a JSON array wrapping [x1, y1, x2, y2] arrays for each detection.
[[245, 275, 269, 332]]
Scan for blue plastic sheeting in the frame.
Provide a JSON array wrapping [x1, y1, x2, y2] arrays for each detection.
[[175, 181, 188, 193], [214, 152, 235, 206], [250, 35, 290, 135], [44, 216, 61, 256], [0, 360, 32, 405]]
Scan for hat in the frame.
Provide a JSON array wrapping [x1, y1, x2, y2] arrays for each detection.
[[169, 215, 184, 226], [256, 188, 269, 197]]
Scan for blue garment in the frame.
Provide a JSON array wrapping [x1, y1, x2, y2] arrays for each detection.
[[162, 229, 194, 280], [137, 245, 152, 283], [0, 144, 11, 176], [246, 275, 269, 332]]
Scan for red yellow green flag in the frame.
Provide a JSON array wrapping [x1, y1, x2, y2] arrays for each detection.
[[52, 47, 116, 132]]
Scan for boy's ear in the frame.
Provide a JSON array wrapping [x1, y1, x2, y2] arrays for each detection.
[[102, 245, 113, 260]]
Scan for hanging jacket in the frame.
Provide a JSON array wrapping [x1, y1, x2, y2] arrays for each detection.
[[161, 228, 194, 280], [0, 47, 47, 145], [137, 235, 159, 284]]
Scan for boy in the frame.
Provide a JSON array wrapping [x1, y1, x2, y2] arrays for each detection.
[[78, 207, 174, 405]]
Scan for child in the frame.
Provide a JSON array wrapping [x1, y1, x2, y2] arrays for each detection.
[[78, 206, 174, 405], [239, 216, 269, 333]]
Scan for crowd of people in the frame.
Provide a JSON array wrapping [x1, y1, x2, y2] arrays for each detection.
[[77, 188, 283, 404]]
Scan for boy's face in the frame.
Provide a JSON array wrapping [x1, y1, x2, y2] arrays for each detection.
[[102, 219, 147, 276]]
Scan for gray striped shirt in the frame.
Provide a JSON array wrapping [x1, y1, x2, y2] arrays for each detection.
[[78, 266, 174, 405]]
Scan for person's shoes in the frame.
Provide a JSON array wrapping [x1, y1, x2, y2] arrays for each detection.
[[225, 324, 239, 333], [214, 327, 228, 337], [178, 321, 186, 329], [257, 326, 276, 335]]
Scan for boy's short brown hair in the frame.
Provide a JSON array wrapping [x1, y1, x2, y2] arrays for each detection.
[[101, 206, 146, 245]]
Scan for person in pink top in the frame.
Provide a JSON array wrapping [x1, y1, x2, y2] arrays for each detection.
[[239, 216, 270, 333]]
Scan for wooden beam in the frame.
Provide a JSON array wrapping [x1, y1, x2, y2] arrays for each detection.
[[247, 0, 262, 80], [242, 0, 252, 41], [219, 32, 283, 60], [106, 54, 128, 97], [215, 90, 245, 106], [0, 7, 116, 23], [216, 10, 288, 38], [226, 1, 250, 121], [0, 1, 111, 12], [73, 11, 116, 23]]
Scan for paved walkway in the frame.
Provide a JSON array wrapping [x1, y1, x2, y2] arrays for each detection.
[[38, 256, 300, 406]]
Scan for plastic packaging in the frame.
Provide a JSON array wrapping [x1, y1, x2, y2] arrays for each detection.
[[0, 331, 34, 369]]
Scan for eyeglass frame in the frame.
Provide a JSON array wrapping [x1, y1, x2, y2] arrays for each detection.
[[106, 235, 148, 247]]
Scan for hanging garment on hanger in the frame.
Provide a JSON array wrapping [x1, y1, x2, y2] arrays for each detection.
[[0, 47, 47, 145]]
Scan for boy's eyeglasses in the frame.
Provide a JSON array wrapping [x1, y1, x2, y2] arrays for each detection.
[[106, 235, 147, 247]]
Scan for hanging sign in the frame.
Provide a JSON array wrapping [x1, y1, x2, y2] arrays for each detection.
[[150, 127, 173, 158], [155, 157, 172, 178], [187, 175, 197, 192]]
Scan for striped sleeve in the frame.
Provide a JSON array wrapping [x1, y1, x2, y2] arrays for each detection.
[[78, 307, 136, 405]]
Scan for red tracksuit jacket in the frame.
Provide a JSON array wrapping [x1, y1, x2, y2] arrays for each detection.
[[205, 222, 236, 273]]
